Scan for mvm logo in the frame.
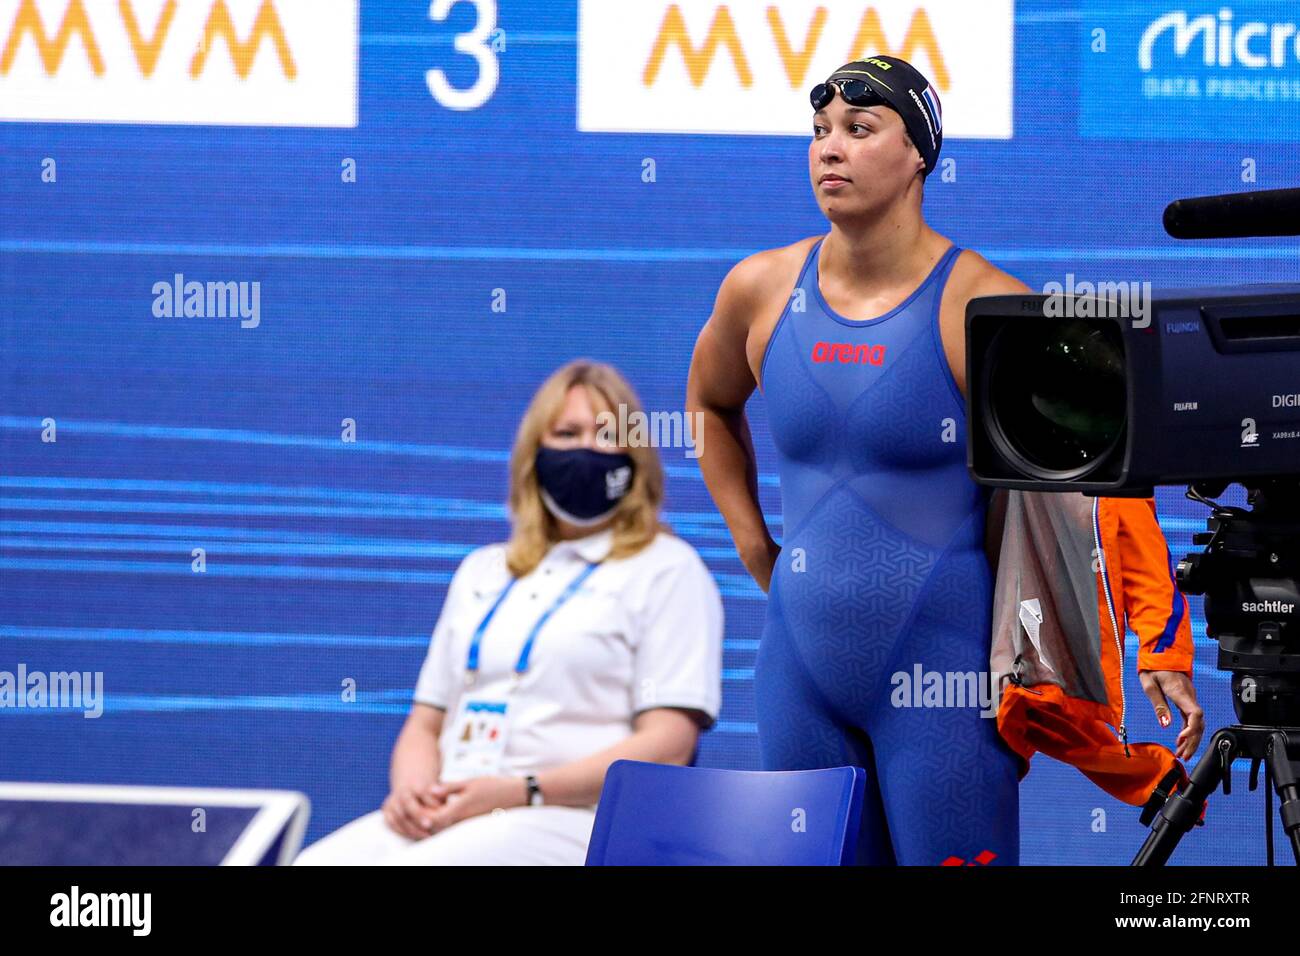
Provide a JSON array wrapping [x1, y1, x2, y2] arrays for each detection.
[[644, 5, 950, 89], [578, 0, 1012, 139], [1, 0, 296, 79], [0, 0, 357, 126]]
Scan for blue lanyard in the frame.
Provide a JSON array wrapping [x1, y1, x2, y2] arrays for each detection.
[[465, 561, 600, 677]]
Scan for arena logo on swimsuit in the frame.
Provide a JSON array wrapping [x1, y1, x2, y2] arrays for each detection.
[[811, 341, 887, 365]]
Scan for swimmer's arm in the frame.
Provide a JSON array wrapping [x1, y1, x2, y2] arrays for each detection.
[[942, 252, 1033, 399], [687, 254, 781, 591], [940, 255, 1030, 571]]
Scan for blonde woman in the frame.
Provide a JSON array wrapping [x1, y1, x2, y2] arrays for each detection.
[[295, 360, 724, 865]]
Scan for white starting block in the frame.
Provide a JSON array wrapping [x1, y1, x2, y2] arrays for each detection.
[[0, 782, 310, 865]]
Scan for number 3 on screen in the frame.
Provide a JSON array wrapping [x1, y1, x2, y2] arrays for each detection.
[[426, 0, 500, 111]]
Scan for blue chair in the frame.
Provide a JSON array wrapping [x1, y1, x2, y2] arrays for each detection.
[[585, 760, 865, 865]]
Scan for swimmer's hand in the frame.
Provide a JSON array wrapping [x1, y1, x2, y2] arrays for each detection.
[[1138, 669, 1204, 761], [740, 536, 781, 594]]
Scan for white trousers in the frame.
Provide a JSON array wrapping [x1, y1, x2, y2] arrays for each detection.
[[293, 805, 597, 866]]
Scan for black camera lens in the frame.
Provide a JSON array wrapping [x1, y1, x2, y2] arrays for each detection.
[[984, 319, 1126, 480]]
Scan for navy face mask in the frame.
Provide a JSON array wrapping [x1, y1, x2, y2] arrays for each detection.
[[534, 446, 635, 527]]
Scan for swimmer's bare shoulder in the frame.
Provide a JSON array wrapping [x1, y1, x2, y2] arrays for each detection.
[[947, 247, 1033, 301], [690, 237, 821, 405], [938, 247, 1033, 396]]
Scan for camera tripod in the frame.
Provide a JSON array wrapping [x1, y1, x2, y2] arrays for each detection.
[[1130, 480, 1300, 865], [1133, 724, 1300, 865]]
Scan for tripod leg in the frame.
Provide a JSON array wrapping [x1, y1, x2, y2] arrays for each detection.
[[1132, 730, 1232, 866], [1266, 769, 1274, 867], [1264, 732, 1300, 866]]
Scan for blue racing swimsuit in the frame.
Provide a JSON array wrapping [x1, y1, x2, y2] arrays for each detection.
[[755, 236, 1020, 865]]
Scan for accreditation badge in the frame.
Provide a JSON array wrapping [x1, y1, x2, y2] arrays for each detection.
[[441, 697, 511, 782]]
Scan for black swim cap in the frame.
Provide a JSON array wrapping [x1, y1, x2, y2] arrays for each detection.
[[814, 56, 944, 175]]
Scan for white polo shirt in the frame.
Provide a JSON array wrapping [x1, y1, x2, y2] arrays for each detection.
[[413, 527, 724, 782]]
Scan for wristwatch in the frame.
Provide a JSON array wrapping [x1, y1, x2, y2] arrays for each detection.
[[524, 774, 544, 807]]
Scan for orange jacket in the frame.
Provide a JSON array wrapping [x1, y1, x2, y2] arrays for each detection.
[[988, 491, 1194, 807]]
